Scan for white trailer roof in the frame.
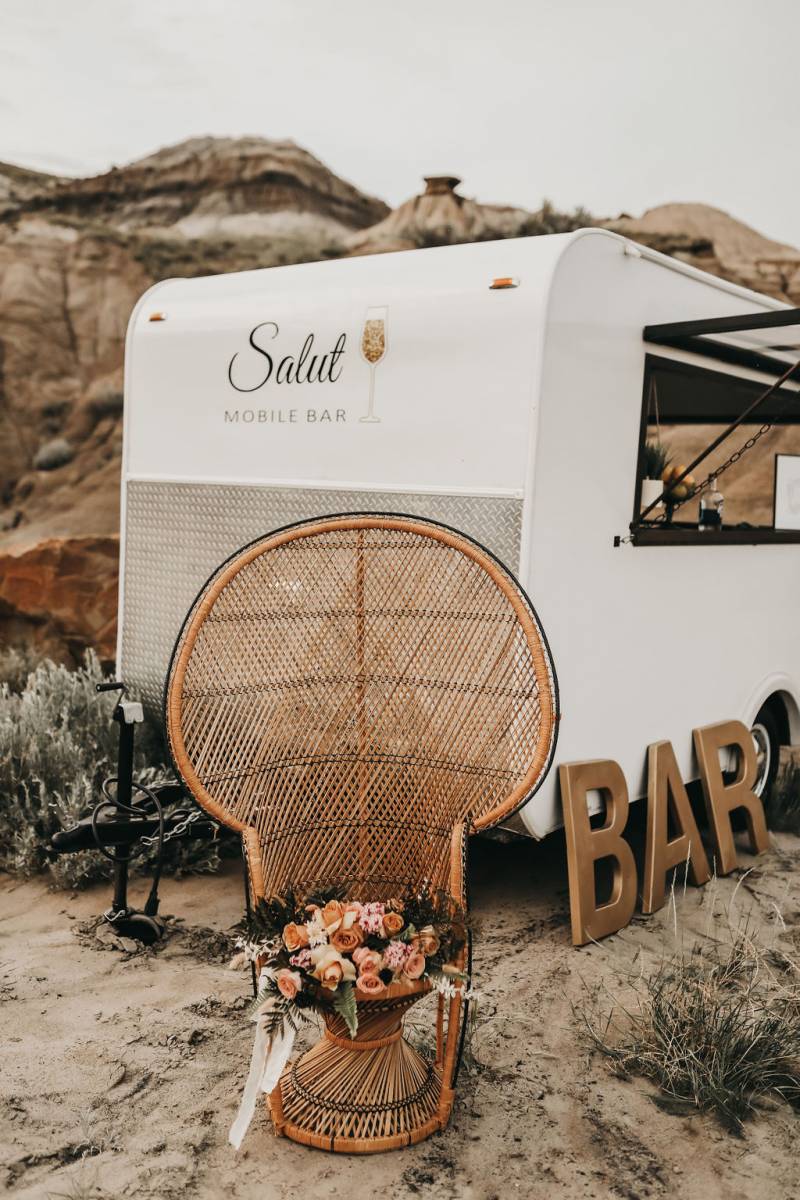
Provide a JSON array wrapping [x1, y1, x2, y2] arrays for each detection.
[[124, 233, 575, 498]]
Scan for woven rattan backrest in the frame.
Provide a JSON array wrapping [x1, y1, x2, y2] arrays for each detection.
[[166, 515, 557, 899]]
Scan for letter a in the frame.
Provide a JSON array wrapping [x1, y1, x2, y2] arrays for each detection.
[[642, 740, 711, 914], [693, 720, 769, 874], [559, 760, 637, 946]]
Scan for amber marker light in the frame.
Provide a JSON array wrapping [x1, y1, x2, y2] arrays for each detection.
[[148, 312, 167, 322], [489, 277, 519, 290]]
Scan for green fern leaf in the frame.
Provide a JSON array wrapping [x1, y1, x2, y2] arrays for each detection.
[[332, 982, 358, 1039]]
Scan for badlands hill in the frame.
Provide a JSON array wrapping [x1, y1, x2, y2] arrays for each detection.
[[0, 137, 798, 663]]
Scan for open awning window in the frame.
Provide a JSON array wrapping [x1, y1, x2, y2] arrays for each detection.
[[632, 308, 800, 544]]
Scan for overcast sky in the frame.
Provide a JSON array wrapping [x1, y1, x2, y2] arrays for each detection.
[[3, 0, 799, 245]]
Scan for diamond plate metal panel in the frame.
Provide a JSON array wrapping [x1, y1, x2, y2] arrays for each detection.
[[120, 480, 523, 718]]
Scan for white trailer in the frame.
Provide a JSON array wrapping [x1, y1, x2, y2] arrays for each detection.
[[119, 228, 800, 837]]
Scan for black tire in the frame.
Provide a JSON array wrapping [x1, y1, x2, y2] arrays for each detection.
[[750, 703, 782, 809]]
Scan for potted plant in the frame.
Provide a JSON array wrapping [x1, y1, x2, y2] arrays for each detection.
[[661, 463, 697, 525], [640, 440, 671, 511]]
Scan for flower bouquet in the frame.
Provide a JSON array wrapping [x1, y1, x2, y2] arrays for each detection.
[[240, 885, 468, 1040], [229, 885, 469, 1149]]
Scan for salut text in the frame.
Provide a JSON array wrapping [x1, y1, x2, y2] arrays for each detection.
[[228, 321, 346, 392]]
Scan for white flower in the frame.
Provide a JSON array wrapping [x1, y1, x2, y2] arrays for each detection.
[[234, 935, 276, 963], [430, 974, 477, 1001], [306, 912, 329, 948]]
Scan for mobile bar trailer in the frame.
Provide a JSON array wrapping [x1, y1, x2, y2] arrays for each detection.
[[109, 228, 800, 852]]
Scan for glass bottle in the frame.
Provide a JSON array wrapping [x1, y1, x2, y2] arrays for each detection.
[[699, 477, 724, 531]]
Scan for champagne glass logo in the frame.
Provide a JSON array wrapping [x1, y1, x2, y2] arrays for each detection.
[[360, 306, 388, 423]]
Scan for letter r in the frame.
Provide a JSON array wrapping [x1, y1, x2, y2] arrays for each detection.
[[693, 720, 769, 874]]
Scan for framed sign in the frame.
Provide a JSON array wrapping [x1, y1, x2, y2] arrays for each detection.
[[773, 454, 800, 530]]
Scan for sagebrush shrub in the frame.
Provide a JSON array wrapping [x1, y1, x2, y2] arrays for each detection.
[[0, 652, 220, 887], [0, 644, 44, 694]]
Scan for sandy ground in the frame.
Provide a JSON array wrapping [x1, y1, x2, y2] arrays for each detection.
[[2, 830, 800, 1200]]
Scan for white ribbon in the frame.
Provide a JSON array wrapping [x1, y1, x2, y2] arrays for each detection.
[[229, 970, 297, 1150]]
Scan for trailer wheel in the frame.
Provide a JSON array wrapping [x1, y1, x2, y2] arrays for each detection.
[[750, 704, 781, 804]]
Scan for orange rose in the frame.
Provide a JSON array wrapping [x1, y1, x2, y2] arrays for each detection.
[[331, 926, 364, 954], [383, 911, 405, 937], [283, 922, 310, 952], [276, 969, 302, 1000], [416, 925, 440, 957], [403, 950, 426, 980], [356, 972, 387, 997], [321, 900, 345, 932], [353, 948, 383, 975]]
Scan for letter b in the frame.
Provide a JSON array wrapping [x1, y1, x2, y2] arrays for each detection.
[[559, 760, 637, 946]]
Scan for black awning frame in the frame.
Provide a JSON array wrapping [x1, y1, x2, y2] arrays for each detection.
[[644, 307, 800, 379]]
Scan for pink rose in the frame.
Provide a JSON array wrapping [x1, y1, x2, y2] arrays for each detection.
[[356, 972, 387, 997], [276, 969, 302, 1000], [403, 950, 426, 980], [353, 948, 383, 975]]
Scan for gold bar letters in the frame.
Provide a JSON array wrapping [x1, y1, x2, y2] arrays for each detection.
[[562, 722, 771, 946]]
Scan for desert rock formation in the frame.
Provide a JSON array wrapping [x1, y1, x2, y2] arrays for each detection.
[[0, 535, 118, 663], [1, 141, 799, 666], [346, 174, 537, 254], [609, 202, 800, 304]]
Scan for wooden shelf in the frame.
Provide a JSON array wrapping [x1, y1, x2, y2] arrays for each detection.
[[630, 524, 800, 546]]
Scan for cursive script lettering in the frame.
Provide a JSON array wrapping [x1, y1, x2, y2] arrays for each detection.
[[228, 323, 346, 393]]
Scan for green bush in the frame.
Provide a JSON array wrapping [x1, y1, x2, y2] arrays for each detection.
[[0, 652, 220, 888], [517, 199, 596, 237]]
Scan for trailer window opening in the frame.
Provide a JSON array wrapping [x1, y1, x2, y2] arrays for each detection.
[[632, 308, 800, 545]]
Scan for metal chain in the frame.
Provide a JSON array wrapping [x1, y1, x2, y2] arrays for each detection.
[[653, 417, 777, 522], [140, 808, 205, 848]]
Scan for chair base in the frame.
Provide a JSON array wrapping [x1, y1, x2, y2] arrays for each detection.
[[267, 983, 454, 1154]]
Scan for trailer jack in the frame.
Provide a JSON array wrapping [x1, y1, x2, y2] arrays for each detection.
[[50, 681, 219, 945]]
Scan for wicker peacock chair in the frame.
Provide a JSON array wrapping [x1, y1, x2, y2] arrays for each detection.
[[165, 514, 558, 1153]]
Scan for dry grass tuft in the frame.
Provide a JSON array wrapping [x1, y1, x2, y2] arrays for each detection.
[[584, 924, 800, 1134]]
